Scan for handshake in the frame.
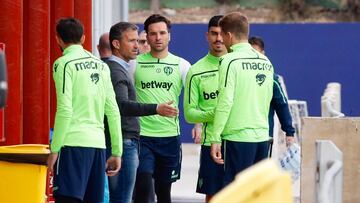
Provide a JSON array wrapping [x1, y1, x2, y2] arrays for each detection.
[[156, 101, 178, 117]]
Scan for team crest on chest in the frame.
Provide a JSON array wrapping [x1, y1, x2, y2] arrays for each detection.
[[163, 66, 173, 76]]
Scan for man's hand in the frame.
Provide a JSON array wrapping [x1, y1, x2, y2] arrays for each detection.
[[210, 143, 224, 164], [106, 156, 122, 176], [156, 101, 178, 117], [192, 123, 202, 144], [286, 136, 295, 147], [47, 152, 58, 175]]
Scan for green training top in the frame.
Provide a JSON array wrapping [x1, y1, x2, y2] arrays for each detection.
[[210, 43, 274, 143], [51, 45, 123, 156], [184, 53, 220, 146], [134, 52, 190, 137]]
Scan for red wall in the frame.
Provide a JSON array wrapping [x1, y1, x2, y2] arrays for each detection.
[[0, 0, 92, 145], [23, 0, 50, 144], [49, 0, 75, 129], [0, 0, 23, 145]]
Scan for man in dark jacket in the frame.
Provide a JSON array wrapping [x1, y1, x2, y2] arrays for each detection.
[[105, 22, 178, 203], [249, 36, 295, 154]]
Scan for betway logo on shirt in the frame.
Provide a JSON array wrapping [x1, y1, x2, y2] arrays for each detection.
[[203, 90, 219, 100], [141, 81, 173, 91]]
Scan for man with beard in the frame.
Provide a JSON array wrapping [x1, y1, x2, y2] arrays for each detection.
[[133, 14, 191, 203], [183, 15, 226, 203]]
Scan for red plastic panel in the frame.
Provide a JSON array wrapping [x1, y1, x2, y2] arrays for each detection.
[[0, 0, 23, 145], [49, 0, 74, 128], [0, 110, 4, 142], [23, 0, 50, 144], [0, 44, 4, 142], [74, 0, 92, 52]]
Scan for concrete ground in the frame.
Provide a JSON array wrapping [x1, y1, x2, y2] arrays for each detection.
[[172, 144, 203, 203], [171, 143, 300, 203]]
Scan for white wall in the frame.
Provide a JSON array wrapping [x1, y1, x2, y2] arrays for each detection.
[[92, 0, 129, 57]]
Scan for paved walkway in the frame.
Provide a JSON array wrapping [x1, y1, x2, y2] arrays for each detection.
[[171, 143, 300, 203], [172, 144, 203, 202]]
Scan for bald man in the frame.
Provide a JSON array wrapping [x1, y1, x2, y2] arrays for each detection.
[[97, 32, 112, 61]]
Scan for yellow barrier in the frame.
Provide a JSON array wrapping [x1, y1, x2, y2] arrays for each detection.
[[0, 144, 49, 203], [210, 159, 293, 203]]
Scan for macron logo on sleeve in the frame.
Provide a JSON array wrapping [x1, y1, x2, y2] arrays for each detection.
[[141, 81, 173, 91]]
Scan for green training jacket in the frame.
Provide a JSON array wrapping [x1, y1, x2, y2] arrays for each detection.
[[134, 52, 190, 137], [184, 53, 220, 146], [210, 43, 273, 143], [51, 45, 122, 156]]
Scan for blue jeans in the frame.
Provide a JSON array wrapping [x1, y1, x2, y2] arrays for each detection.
[[108, 138, 139, 203]]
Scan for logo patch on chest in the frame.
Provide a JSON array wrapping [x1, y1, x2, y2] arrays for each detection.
[[256, 73, 266, 86], [90, 73, 100, 84], [164, 66, 173, 76]]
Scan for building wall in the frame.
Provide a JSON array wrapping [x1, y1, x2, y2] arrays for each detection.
[[301, 117, 360, 203], [130, 0, 344, 10], [153, 23, 360, 142]]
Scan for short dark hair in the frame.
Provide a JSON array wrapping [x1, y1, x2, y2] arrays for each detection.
[[144, 14, 171, 33], [219, 12, 249, 39], [208, 15, 223, 30], [248, 36, 265, 51], [109, 22, 138, 50], [56, 18, 84, 44]]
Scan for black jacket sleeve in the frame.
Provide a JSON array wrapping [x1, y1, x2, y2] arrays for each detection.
[[113, 79, 157, 116], [272, 74, 295, 136], [107, 60, 157, 117]]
